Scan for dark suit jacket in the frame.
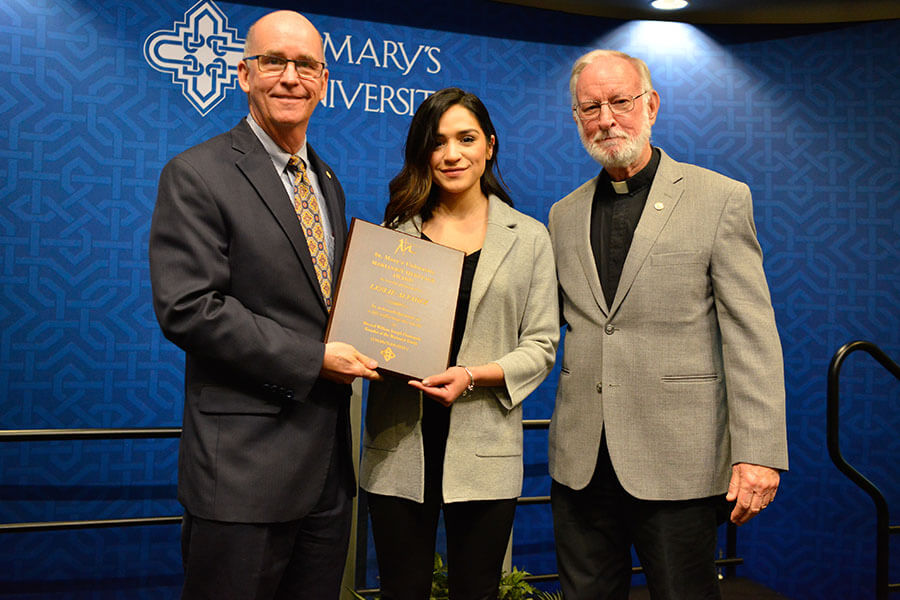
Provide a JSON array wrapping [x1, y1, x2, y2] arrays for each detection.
[[149, 119, 352, 523]]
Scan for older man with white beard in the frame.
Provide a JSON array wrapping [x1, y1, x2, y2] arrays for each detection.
[[547, 50, 788, 599]]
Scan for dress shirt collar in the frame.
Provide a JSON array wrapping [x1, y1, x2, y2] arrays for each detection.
[[245, 115, 311, 173]]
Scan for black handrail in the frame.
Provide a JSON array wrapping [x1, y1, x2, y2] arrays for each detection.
[[0, 428, 182, 533], [827, 340, 900, 599]]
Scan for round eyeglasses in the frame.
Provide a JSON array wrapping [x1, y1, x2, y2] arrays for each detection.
[[243, 54, 326, 80], [574, 91, 647, 119]]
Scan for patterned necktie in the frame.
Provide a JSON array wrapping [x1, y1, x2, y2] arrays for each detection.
[[288, 155, 331, 309]]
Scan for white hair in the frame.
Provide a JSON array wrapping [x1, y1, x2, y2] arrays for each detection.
[[569, 49, 653, 106]]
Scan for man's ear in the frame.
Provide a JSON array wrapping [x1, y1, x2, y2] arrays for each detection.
[[647, 90, 661, 125], [238, 60, 250, 93]]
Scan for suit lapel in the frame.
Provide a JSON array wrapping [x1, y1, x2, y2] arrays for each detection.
[[231, 121, 328, 312], [468, 196, 516, 318], [610, 150, 683, 315], [568, 179, 610, 316], [395, 217, 422, 237]]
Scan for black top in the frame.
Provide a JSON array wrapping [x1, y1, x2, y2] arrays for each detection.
[[421, 232, 480, 366], [591, 147, 661, 308], [420, 234, 481, 470], [449, 250, 480, 365]]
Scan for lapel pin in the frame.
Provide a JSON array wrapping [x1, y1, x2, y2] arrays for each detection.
[[654, 201, 664, 211], [326, 171, 332, 179]]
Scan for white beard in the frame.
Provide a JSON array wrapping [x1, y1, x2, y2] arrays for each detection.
[[577, 104, 652, 170]]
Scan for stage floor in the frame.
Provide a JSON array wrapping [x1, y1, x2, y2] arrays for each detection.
[[629, 577, 792, 599]]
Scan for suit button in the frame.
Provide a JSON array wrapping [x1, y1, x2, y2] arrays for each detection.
[[605, 324, 615, 335], [596, 382, 602, 393]]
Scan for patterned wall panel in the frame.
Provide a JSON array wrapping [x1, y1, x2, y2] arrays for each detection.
[[1, 0, 897, 598]]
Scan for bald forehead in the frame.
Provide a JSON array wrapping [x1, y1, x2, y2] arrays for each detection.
[[245, 11, 324, 58]]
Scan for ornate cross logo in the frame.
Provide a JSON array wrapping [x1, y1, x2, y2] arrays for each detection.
[[143, 0, 244, 116]]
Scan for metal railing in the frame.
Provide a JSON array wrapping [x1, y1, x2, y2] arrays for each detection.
[[0, 428, 182, 534], [4, 420, 743, 595], [827, 340, 900, 599]]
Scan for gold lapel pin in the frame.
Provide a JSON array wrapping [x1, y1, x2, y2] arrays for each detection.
[[654, 201, 664, 211]]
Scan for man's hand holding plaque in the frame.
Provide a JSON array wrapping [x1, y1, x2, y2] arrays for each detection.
[[319, 341, 381, 384]]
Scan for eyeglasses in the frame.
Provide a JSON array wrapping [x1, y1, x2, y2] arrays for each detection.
[[574, 92, 647, 119], [243, 54, 326, 80]]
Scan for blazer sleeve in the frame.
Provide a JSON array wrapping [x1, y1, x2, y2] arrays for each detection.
[[710, 181, 789, 470], [149, 153, 326, 399], [493, 224, 560, 410]]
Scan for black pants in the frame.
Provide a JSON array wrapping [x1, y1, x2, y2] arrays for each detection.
[[367, 399, 517, 600], [180, 437, 353, 600], [551, 436, 729, 600], [368, 492, 517, 600]]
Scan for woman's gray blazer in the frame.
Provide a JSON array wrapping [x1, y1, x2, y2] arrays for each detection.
[[360, 195, 559, 503]]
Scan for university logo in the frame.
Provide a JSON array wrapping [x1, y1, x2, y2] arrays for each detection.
[[143, 0, 244, 116]]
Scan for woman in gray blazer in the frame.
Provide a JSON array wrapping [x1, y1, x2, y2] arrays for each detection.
[[360, 88, 559, 600]]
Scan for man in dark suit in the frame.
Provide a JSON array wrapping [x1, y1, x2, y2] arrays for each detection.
[[149, 10, 379, 599]]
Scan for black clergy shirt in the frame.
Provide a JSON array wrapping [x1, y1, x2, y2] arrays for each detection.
[[591, 147, 662, 309]]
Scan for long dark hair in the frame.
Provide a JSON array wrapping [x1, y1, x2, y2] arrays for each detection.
[[383, 88, 513, 228]]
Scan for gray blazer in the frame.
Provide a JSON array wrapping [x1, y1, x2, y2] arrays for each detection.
[[548, 149, 788, 501], [360, 196, 560, 503]]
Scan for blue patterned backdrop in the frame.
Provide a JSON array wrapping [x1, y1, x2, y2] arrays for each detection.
[[1, 0, 898, 598]]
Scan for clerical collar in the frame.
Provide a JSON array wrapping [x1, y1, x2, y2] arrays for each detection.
[[610, 180, 630, 194], [600, 147, 661, 196]]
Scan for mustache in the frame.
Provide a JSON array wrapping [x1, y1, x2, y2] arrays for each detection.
[[592, 130, 629, 142]]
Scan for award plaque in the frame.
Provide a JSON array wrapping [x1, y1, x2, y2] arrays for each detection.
[[325, 218, 465, 380]]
